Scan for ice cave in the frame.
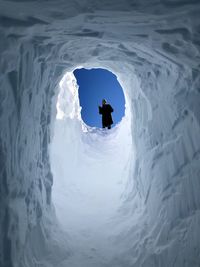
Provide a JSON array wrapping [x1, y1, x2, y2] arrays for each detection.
[[0, 1, 200, 267]]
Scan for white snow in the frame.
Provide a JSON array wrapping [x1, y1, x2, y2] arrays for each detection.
[[0, 0, 200, 267]]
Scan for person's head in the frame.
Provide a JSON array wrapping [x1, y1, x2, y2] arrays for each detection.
[[102, 99, 107, 105]]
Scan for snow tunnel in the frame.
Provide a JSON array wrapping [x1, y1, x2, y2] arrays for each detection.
[[0, 1, 200, 267]]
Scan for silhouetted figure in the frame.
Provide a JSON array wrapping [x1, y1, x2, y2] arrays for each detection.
[[99, 99, 114, 129]]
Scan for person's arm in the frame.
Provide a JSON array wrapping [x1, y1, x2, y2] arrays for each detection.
[[110, 105, 114, 112], [99, 106, 102, 114]]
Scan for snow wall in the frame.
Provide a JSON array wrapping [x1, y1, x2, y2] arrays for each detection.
[[0, 0, 200, 266]]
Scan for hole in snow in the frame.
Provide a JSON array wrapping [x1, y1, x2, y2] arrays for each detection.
[[56, 68, 127, 133], [73, 68, 125, 128]]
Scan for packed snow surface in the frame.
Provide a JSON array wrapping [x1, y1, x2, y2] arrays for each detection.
[[0, 0, 200, 267]]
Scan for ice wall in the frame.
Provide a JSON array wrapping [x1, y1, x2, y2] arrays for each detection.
[[0, 39, 68, 266], [0, 0, 200, 266]]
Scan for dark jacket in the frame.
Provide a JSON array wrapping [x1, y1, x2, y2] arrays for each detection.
[[99, 104, 114, 127]]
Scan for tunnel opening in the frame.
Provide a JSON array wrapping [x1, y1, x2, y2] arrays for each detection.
[[73, 68, 126, 129], [55, 67, 128, 132]]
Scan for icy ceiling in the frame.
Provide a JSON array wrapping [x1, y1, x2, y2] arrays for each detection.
[[0, 0, 200, 267]]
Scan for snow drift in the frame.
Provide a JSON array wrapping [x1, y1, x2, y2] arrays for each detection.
[[0, 0, 200, 266]]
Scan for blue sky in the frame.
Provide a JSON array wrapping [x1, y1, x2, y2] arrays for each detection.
[[73, 68, 125, 128]]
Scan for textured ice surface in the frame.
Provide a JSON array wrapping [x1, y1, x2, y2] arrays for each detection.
[[0, 0, 200, 266]]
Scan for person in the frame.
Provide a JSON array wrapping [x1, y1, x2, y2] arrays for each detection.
[[98, 99, 114, 129]]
